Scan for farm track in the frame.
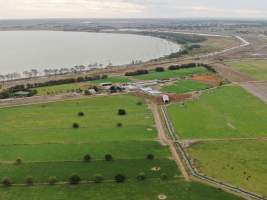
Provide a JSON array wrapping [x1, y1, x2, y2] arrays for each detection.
[[150, 103, 190, 181], [160, 106, 265, 200]]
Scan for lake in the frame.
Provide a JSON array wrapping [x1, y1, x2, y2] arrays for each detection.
[[0, 31, 180, 75]]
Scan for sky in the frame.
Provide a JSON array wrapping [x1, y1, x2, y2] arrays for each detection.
[[1, 0, 267, 19]]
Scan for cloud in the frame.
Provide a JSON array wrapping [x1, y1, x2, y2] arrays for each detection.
[[0, 0, 267, 19]]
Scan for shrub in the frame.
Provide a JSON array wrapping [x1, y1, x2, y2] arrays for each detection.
[[155, 67, 165, 72], [105, 154, 113, 161], [72, 123, 80, 129], [2, 177, 12, 186], [26, 176, 34, 185], [83, 154, 92, 162], [147, 154, 155, 160], [115, 174, 126, 183], [118, 109, 126, 116], [117, 123, 123, 127], [101, 74, 108, 79], [69, 174, 81, 185], [15, 157, 22, 165], [94, 174, 104, 183], [136, 101, 143, 106], [78, 112, 85, 117], [48, 176, 58, 185], [168, 65, 180, 70], [161, 173, 168, 181], [136, 172, 146, 181], [125, 70, 148, 76]]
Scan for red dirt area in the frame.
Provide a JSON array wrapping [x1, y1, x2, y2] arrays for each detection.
[[191, 75, 222, 86]]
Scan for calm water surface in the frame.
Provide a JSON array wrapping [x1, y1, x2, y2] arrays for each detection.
[[0, 31, 181, 74]]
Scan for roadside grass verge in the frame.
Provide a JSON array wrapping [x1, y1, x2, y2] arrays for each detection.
[[167, 85, 267, 139], [188, 140, 267, 196], [161, 79, 211, 94], [225, 59, 267, 80], [0, 179, 243, 200]]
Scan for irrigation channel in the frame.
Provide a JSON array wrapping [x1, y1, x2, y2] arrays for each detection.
[[160, 106, 265, 200]]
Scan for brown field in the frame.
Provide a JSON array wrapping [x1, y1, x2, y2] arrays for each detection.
[[191, 75, 222, 86]]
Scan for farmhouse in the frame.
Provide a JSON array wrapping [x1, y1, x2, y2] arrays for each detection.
[[162, 95, 170, 104]]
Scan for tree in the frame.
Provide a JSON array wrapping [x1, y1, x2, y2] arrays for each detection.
[[15, 157, 22, 165], [2, 177, 12, 186], [117, 123, 123, 127], [136, 101, 143, 106], [161, 173, 168, 181], [155, 67, 165, 72], [147, 154, 155, 160], [26, 176, 34, 185], [78, 112, 85, 117], [72, 123, 80, 129], [48, 176, 58, 185], [136, 172, 146, 181], [94, 174, 104, 183], [115, 174, 126, 183], [69, 174, 81, 185], [118, 109, 127, 116], [83, 154, 92, 162], [105, 154, 113, 161]]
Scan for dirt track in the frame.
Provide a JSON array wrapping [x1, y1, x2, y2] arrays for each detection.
[[150, 103, 190, 181]]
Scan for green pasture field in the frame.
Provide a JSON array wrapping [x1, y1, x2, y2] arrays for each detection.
[[35, 76, 130, 95], [161, 79, 211, 94], [0, 179, 243, 200], [0, 92, 247, 200], [135, 67, 211, 80], [225, 59, 267, 80], [188, 140, 267, 196], [167, 86, 267, 139], [0, 141, 169, 162], [91, 76, 130, 84], [35, 82, 91, 96], [0, 95, 156, 144], [0, 159, 180, 184]]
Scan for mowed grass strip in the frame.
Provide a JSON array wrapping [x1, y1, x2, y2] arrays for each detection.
[[0, 95, 156, 144], [188, 140, 267, 196], [0, 159, 180, 184], [225, 59, 267, 80], [161, 79, 211, 94], [135, 67, 211, 80], [0, 179, 244, 200], [0, 141, 169, 162], [167, 86, 267, 139]]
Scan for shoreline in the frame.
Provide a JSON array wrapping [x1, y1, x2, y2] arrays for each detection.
[[0, 30, 182, 77]]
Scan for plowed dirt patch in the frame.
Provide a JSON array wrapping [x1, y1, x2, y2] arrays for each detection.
[[192, 75, 221, 86]]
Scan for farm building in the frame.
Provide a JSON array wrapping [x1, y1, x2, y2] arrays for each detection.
[[162, 95, 170, 104]]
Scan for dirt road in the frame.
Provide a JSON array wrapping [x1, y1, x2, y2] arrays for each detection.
[[150, 103, 190, 181]]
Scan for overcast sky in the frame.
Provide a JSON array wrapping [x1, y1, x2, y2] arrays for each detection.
[[1, 0, 267, 19]]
